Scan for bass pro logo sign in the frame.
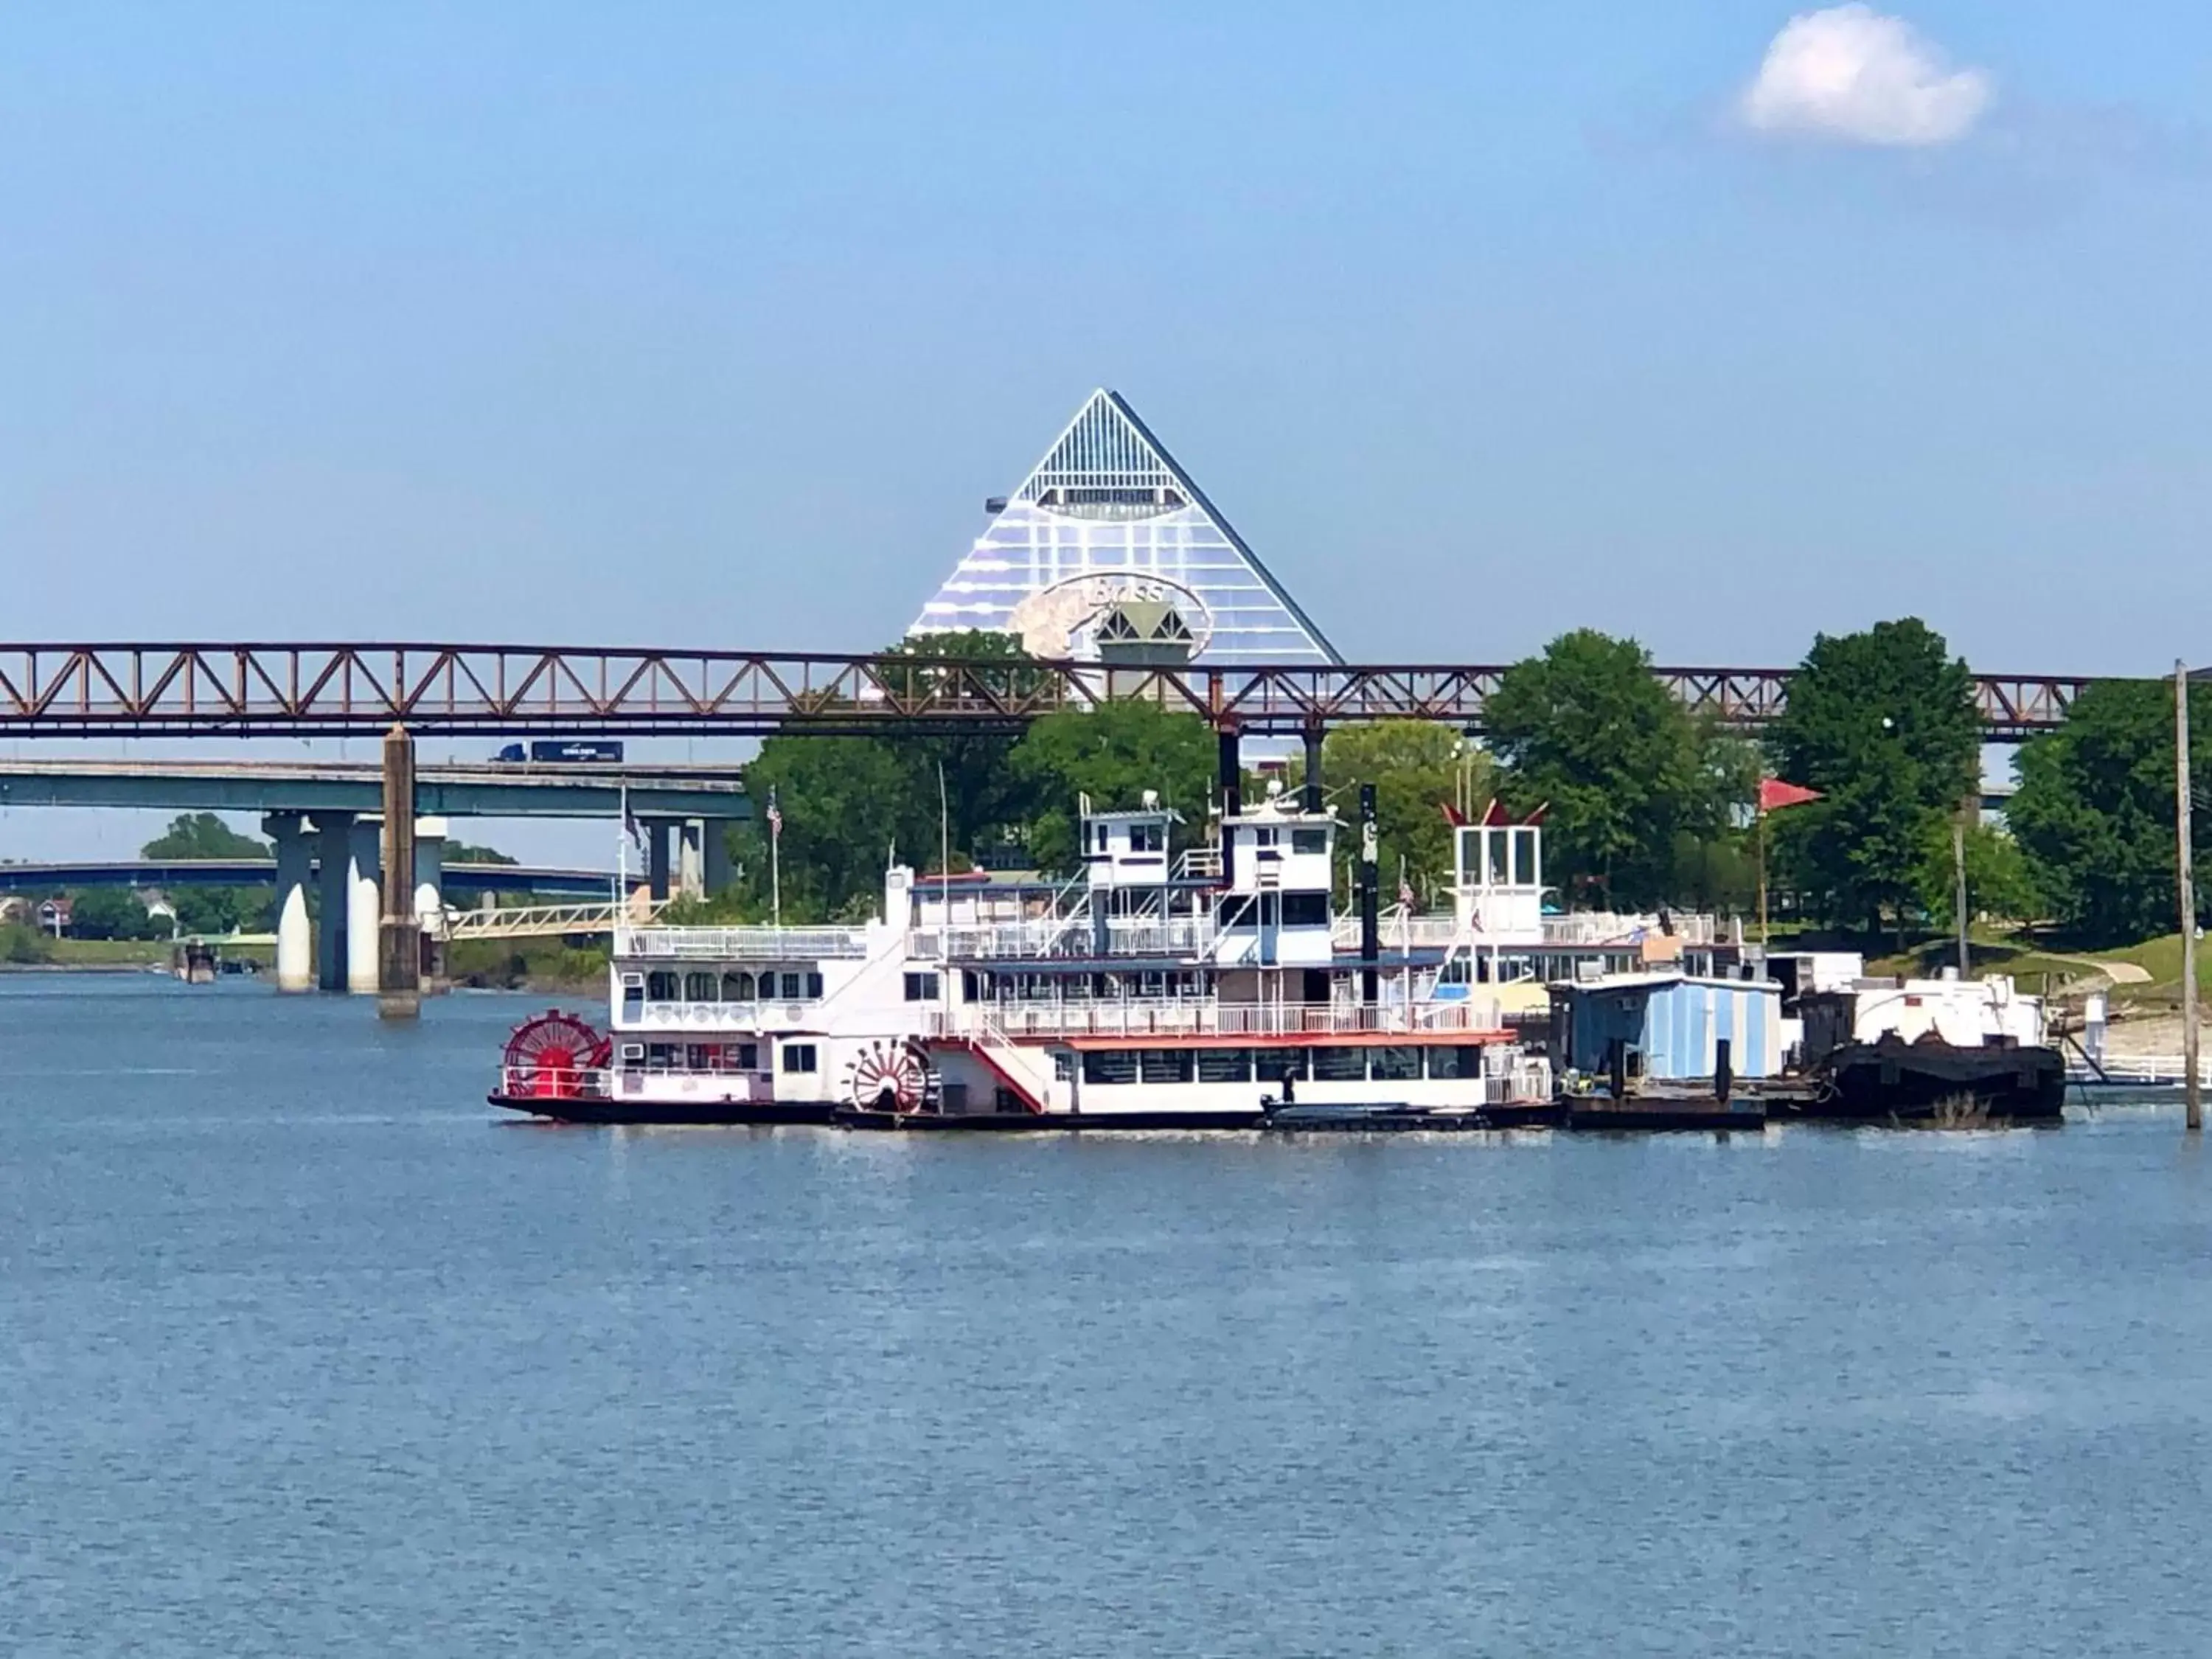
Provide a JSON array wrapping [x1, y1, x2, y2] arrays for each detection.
[[1005, 572, 1215, 662]]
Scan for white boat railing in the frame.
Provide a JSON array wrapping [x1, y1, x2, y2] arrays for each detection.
[[913, 916, 1212, 961], [496, 1064, 611, 1100], [2076, 1054, 2212, 1085], [631, 1000, 815, 1032], [928, 998, 1507, 1042], [617, 925, 870, 961], [1537, 913, 1725, 947]]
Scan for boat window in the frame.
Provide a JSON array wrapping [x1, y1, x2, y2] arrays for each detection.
[[647, 970, 678, 1001], [1370, 1046, 1420, 1082], [1254, 827, 1279, 849], [779, 1043, 818, 1074], [1425, 1046, 1484, 1079], [1138, 1048, 1194, 1084], [647, 1043, 675, 1066], [735, 1043, 759, 1070], [1312, 1047, 1366, 1082], [1291, 828, 1328, 855], [1052, 1051, 1074, 1081], [619, 1043, 644, 1062], [684, 971, 716, 1001], [687, 1044, 714, 1070], [723, 971, 754, 1001], [1281, 893, 1328, 928], [1195, 1048, 1251, 1083], [903, 972, 941, 1003], [1254, 1049, 1309, 1082], [806, 972, 824, 999], [1130, 823, 1164, 853], [1081, 1050, 1138, 1085]]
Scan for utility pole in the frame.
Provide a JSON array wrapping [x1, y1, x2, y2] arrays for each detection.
[[1953, 799, 1971, 978], [2178, 660, 2201, 1133]]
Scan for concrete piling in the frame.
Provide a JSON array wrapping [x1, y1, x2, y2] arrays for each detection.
[[377, 726, 421, 1019]]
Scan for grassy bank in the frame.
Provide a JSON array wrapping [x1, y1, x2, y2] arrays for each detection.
[[445, 939, 608, 994]]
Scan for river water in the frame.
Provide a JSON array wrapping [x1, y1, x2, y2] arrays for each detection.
[[4, 975, 2210, 1656]]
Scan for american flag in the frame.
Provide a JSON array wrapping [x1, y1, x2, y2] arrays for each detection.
[[765, 789, 783, 841]]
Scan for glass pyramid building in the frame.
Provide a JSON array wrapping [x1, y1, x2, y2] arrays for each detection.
[[909, 389, 1340, 666]]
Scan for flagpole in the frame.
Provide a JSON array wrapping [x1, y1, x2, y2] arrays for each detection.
[[1757, 806, 1769, 946], [616, 783, 628, 923], [768, 786, 782, 931]]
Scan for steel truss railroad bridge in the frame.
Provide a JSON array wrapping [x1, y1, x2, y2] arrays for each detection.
[[0, 643, 2097, 741]]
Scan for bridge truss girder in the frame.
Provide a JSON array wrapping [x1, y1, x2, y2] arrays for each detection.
[[0, 643, 2098, 741]]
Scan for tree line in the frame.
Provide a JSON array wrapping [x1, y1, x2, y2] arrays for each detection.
[[725, 621, 2206, 949]]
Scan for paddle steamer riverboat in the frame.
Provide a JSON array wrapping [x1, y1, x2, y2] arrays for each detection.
[[491, 785, 1557, 1130]]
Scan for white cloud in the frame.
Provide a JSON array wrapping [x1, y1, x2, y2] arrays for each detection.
[[1741, 5, 1992, 147]]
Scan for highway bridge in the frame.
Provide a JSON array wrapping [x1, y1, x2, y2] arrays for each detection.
[[0, 757, 746, 820], [0, 642, 2103, 740], [0, 859, 615, 896]]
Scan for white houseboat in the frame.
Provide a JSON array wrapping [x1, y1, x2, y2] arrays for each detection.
[[491, 785, 1558, 1130]]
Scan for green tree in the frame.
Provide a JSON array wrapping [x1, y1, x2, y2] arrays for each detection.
[[735, 737, 912, 920], [1767, 618, 1980, 935], [1484, 630, 1736, 910], [723, 630, 1048, 920], [442, 838, 517, 866], [2007, 678, 2209, 944], [1910, 819, 2039, 931], [142, 813, 266, 859], [141, 813, 272, 936], [0, 920, 52, 963], [1010, 700, 1218, 873], [884, 630, 1049, 866], [1296, 721, 1493, 905], [68, 887, 165, 941]]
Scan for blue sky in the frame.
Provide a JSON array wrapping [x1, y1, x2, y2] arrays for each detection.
[[3, 3, 2209, 855]]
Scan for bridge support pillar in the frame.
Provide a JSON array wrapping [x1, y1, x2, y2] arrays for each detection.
[[645, 818, 672, 902], [703, 821, 734, 897], [414, 818, 448, 993], [677, 820, 706, 900], [312, 813, 355, 992], [265, 813, 313, 992], [348, 818, 382, 995], [378, 726, 420, 1019]]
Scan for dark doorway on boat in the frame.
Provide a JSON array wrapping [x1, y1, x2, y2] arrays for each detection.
[[1301, 969, 1330, 1004]]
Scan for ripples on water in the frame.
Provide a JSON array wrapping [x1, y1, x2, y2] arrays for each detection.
[[3, 976, 2209, 1656]]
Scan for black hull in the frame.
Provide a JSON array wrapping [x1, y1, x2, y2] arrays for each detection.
[[836, 1102, 1567, 1134], [490, 1093, 835, 1127], [836, 1108, 1270, 1133], [1798, 1041, 2067, 1123], [1566, 1100, 1768, 1133]]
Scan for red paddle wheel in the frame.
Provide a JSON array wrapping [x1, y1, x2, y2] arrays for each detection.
[[501, 1010, 611, 1100]]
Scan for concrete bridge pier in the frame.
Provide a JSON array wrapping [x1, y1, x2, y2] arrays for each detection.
[[347, 818, 383, 996], [414, 817, 448, 992], [377, 726, 420, 1019], [678, 819, 706, 900], [265, 813, 313, 992], [703, 821, 733, 897], [312, 813, 355, 991], [644, 818, 673, 901]]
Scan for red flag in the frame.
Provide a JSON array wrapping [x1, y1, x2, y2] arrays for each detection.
[[1758, 778, 1823, 813], [1439, 801, 1467, 828]]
